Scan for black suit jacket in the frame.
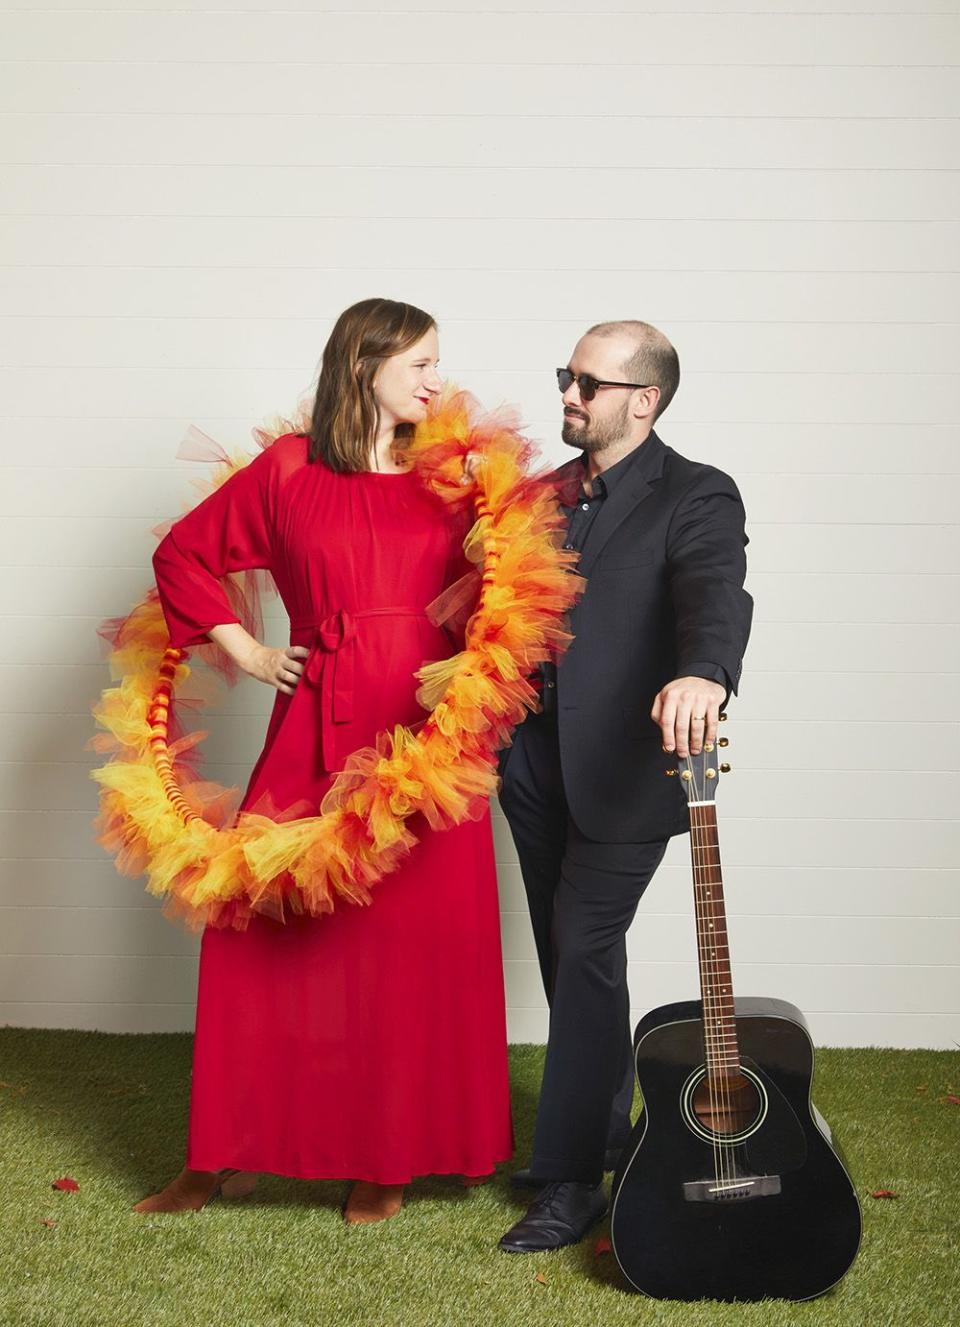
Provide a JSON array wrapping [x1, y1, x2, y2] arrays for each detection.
[[525, 429, 753, 842]]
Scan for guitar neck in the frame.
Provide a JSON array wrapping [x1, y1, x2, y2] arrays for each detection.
[[688, 802, 740, 1076]]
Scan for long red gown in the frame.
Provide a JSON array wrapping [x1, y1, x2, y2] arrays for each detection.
[[151, 434, 514, 1183]]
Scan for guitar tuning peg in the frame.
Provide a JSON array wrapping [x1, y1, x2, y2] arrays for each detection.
[[718, 737, 729, 748], [720, 763, 731, 774]]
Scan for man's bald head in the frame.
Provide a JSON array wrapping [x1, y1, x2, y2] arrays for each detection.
[[586, 320, 680, 421]]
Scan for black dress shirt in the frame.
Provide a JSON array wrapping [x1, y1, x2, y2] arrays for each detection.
[[539, 443, 729, 715]]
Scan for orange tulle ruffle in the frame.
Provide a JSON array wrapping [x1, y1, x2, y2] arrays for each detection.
[[90, 388, 584, 930]]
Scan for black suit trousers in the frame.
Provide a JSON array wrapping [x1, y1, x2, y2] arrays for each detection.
[[498, 709, 668, 1185]]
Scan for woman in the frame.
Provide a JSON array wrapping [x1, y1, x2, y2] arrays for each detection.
[[133, 299, 513, 1223]]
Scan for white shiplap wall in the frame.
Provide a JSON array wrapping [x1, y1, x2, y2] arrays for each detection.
[[1, 1, 958, 1048]]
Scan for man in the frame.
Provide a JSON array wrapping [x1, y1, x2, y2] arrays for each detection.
[[496, 321, 753, 1253]]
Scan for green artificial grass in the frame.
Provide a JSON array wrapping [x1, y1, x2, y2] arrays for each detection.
[[0, 1031, 956, 1327]]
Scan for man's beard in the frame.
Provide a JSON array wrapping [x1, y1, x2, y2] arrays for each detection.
[[561, 398, 631, 452]]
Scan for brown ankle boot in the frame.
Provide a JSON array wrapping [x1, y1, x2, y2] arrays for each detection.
[[343, 1181, 405, 1225], [133, 1166, 258, 1214], [461, 1174, 492, 1188]]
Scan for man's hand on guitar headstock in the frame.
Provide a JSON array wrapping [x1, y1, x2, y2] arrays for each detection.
[[651, 677, 726, 758]]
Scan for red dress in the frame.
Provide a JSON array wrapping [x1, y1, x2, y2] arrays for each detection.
[[151, 434, 514, 1182]]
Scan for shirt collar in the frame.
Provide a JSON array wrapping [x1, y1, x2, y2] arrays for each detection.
[[577, 431, 658, 498]]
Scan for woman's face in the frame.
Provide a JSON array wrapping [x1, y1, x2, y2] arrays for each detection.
[[372, 327, 443, 427]]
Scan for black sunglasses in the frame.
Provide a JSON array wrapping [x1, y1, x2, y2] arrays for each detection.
[[556, 368, 653, 402]]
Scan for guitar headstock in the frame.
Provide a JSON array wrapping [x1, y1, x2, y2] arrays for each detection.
[[666, 721, 731, 804]]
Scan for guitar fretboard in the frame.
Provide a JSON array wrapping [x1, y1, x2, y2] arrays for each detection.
[[688, 803, 740, 1076]]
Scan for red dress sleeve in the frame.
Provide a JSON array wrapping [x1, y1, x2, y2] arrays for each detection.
[[152, 444, 277, 650]]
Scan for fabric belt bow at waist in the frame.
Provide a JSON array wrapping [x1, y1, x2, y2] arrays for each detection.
[[290, 607, 429, 772]]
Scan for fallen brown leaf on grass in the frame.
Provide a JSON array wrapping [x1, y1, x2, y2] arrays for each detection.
[[40, 1219, 57, 1229], [944, 1095, 960, 1106], [534, 1272, 548, 1286], [594, 1236, 612, 1257], [870, 1189, 899, 1200], [51, 1177, 79, 1192]]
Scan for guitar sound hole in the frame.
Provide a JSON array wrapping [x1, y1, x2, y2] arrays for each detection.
[[692, 1072, 762, 1136]]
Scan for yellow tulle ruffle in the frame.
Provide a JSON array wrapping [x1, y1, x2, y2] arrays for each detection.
[[90, 388, 583, 930]]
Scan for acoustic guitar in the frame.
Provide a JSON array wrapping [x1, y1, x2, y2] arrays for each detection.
[[609, 732, 862, 1301]]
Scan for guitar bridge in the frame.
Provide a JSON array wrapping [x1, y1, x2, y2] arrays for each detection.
[[682, 1174, 782, 1203]]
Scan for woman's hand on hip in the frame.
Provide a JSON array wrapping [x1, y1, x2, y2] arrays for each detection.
[[208, 623, 308, 695], [460, 451, 485, 486], [244, 644, 310, 695]]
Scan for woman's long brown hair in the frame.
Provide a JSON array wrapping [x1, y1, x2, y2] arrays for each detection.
[[308, 298, 437, 472]]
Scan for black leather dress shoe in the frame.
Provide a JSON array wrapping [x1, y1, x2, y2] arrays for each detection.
[[497, 1181, 608, 1253], [509, 1147, 624, 1189]]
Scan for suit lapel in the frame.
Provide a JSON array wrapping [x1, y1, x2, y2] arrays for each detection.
[[576, 432, 667, 577]]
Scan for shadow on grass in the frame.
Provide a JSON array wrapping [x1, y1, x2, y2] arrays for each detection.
[[0, 1028, 196, 1193], [0, 1030, 553, 1214]]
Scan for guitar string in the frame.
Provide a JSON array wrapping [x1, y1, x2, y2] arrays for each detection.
[[687, 756, 722, 1189], [708, 759, 741, 1188], [711, 778, 738, 1188], [707, 788, 736, 1187], [690, 766, 725, 1189], [697, 770, 731, 1188], [689, 751, 737, 1189]]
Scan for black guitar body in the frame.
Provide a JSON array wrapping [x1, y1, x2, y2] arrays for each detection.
[[610, 996, 862, 1302]]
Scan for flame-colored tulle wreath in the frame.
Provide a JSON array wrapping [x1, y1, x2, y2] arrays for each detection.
[[90, 388, 584, 930]]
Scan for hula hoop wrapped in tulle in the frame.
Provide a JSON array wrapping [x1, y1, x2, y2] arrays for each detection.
[[90, 388, 583, 930]]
